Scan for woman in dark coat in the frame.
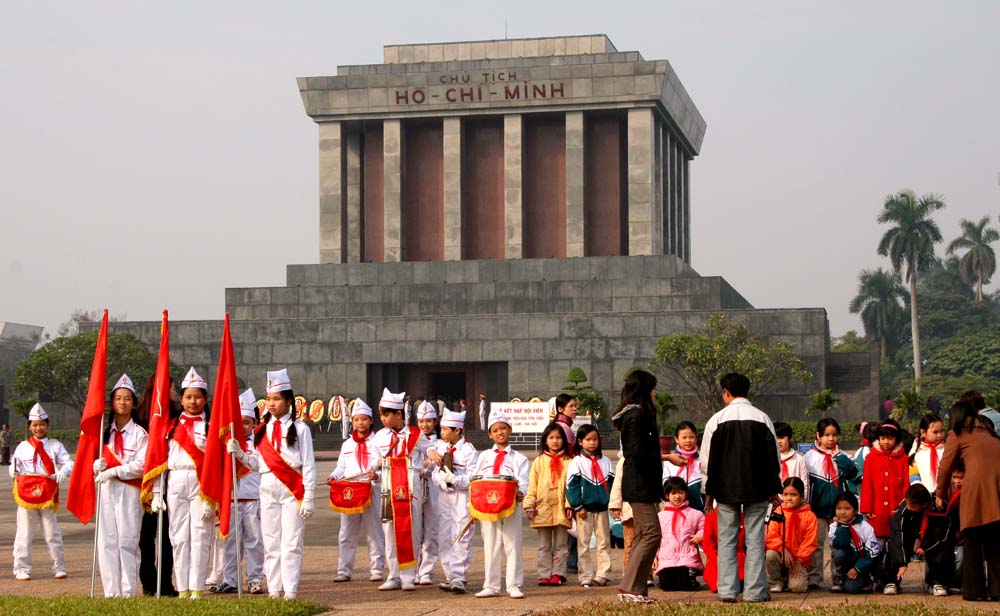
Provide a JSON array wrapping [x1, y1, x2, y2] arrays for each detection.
[[611, 369, 662, 603], [936, 401, 1000, 601]]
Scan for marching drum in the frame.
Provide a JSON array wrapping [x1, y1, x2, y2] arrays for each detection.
[[468, 475, 518, 522], [328, 479, 373, 514]]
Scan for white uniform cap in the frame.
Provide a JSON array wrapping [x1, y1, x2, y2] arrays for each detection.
[[266, 369, 292, 393], [351, 398, 373, 418], [28, 403, 48, 422], [441, 410, 465, 429], [416, 401, 437, 420], [239, 388, 257, 419], [181, 366, 208, 390], [379, 387, 405, 410], [488, 407, 510, 430], [112, 373, 135, 394]]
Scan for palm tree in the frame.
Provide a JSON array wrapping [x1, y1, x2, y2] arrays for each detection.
[[877, 190, 946, 389], [848, 268, 907, 361], [946, 216, 999, 303]]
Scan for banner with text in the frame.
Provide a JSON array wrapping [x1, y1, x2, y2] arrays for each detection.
[[490, 402, 552, 433]]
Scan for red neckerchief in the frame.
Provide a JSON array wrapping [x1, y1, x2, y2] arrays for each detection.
[[27, 437, 56, 475], [920, 440, 940, 480], [663, 502, 689, 539], [779, 451, 793, 482], [846, 522, 863, 552], [492, 447, 507, 475], [173, 413, 205, 471], [351, 430, 369, 471], [674, 446, 698, 483], [585, 452, 608, 490], [543, 450, 564, 486], [813, 444, 840, 487]]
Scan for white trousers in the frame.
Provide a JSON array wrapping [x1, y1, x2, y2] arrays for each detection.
[[260, 473, 304, 597], [97, 480, 143, 596], [437, 489, 474, 583], [12, 506, 64, 577], [222, 500, 265, 586], [577, 511, 612, 583], [416, 479, 439, 582], [480, 507, 523, 592], [382, 484, 422, 584], [166, 469, 213, 592], [208, 531, 223, 583], [337, 486, 385, 578]]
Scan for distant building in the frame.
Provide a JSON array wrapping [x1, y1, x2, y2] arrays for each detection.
[[0, 322, 43, 425]]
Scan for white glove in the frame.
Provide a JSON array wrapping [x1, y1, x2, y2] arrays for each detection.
[[150, 493, 166, 513], [93, 459, 107, 474], [440, 468, 456, 484], [298, 498, 314, 520], [52, 469, 69, 484], [201, 503, 215, 521], [437, 478, 454, 493], [226, 438, 241, 454], [95, 469, 117, 485]]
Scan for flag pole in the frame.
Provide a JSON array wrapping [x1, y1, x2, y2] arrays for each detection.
[[156, 473, 164, 599], [89, 413, 105, 598], [230, 421, 243, 598]]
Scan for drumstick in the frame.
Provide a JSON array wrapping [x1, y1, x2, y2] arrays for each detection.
[[329, 472, 373, 483], [451, 517, 476, 545]]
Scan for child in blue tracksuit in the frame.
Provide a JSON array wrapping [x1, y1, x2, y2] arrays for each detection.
[[566, 424, 614, 588], [829, 493, 880, 594]]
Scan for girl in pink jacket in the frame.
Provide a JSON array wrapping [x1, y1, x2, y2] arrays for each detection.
[[654, 477, 705, 591]]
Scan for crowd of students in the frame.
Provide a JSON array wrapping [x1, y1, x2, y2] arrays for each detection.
[[9, 367, 1000, 604]]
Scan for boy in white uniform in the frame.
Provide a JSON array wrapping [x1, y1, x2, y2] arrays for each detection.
[[94, 374, 148, 596], [330, 398, 385, 583], [414, 401, 440, 585], [11, 403, 73, 580], [472, 408, 530, 599], [215, 388, 266, 594], [430, 408, 478, 593], [372, 388, 425, 591]]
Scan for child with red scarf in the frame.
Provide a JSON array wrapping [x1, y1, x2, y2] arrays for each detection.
[[908, 413, 946, 494], [566, 424, 614, 588], [524, 423, 573, 587], [860, 420, 909, 543], [654, 476, 704, 590], [661, 421, 703, 511]]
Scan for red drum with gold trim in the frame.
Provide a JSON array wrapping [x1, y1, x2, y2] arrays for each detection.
[[13, 475, 59, 510], [328, 480, 372, 514], [468, 475, 517, 522]]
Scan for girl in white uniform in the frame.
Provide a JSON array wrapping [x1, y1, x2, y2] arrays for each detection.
[[93, 374, 149, 596], [150, 367, 212, 599], [251, 369, 315, 599], [415, 400, 440, 585]]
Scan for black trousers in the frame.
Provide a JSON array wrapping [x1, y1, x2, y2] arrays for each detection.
[[962, 521, 1000, 600], [657, 566, 700, 591], [139, 510, 176, 596]]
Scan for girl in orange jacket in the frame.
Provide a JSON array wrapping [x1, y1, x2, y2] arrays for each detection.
[[765, 477, 818, 593]]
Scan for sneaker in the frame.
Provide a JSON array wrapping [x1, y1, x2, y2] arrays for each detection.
[[538, 577, 553, 586], [720, 596, 738, 603], [401, 581, 416, 591], [178, 591, 190, 599], [618, 592, 656, 604], [248, 580, 263, 594], [581, 579, 592, 588], [552, 575, 567, 586], [378, 579, 402, 591], [333, 574, 351, 583], [932, 585, 948, 597], [210, 582, 237, 594], [770, 584, 784, 593], [189, 591, 202, 600], [370, 573, 384, 582], [284, 594, 296, 600], [593, 577, 609, 587], [450, 581, 467, 594], [509, 587, 525, 599], [883, 583, 898, 595], [53, 571, 67, 579], [416, 578, 433, 586], [440, 581, 454, 591], [15, 572, 30, 581], [830, 584, 843, 593], [475, 588, 500, 598]]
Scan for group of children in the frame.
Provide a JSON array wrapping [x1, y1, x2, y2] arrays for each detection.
[[639, 415, 963, 597], [11, 379, 965, 600]]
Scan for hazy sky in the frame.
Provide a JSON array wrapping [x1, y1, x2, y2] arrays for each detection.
[[2, 1, 998, 339]]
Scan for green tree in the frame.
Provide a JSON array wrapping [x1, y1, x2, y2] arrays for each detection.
[[830, 330, 872, 353], [848, 268, 907, 360], [564, 367, 606, 420], [807, 389, 840, 415], [877, 189, 946, 389], [946, 216, 999, 303], [651, 314, 813, 416], [655, 390, 678, 435], [13, 332, 157, 412], [891, 389, 925, 422]]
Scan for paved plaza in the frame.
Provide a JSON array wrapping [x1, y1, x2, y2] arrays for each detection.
[[0, 458, 995, 614]]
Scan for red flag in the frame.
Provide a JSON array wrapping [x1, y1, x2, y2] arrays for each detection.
[[141, 311, 171, 508], [66, 309, 109, 524], [200, 313, 245, 539]]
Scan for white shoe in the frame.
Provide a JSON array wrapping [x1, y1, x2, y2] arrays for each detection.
[[769, 584, 783, 593], [402, 581, 416, 591], [509, 586, 525, 599], [476, 588, 500, 598], [370, 573, 384, 582], [883, 583, 898, 595], [932, 584, 948, 596], [53, 571, 67, 579], [15, 572, 30, 581], [378, 579, 402, 591], [284, 594, 296, 600], [333, 574, 351, 582]]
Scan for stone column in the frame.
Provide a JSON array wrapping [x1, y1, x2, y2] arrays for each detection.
[[345, 128, 362, 263], [683, 154, 691, 264], [653, 118, 664, 256], [503, 114, 523, 259], [443, 117, 463, 261], [318, 121, 344, 264], [675, 140, 684, 263], [383, 119, 403, 262], [627, 108, 655, 255], [565, 112, 585, 258]]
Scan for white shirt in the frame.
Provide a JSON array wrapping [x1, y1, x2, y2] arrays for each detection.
[[256, 413, 316, 501], [167, 413, 207, 471], [107, 419, 148, 481], [237, 437, 260, 500], [473, 445, 530, 496], [372, 426, 426, 481], [331, 431, 378, 480], [9, 437, 73, 477]]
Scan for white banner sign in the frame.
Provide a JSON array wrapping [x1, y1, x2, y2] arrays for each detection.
[[490, 402, 552, 433]]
